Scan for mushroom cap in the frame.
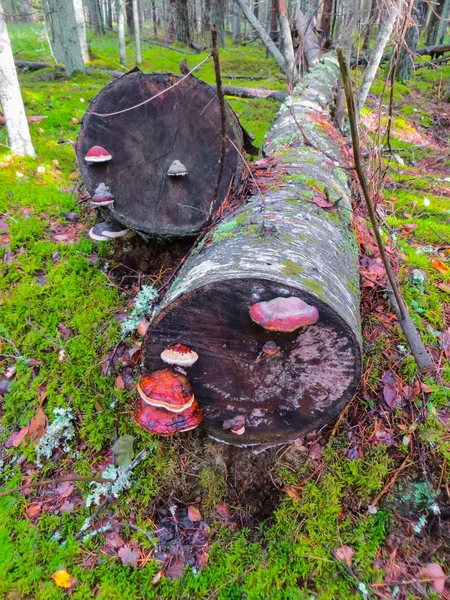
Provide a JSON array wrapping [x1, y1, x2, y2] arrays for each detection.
[[92, 182, 114, 205], [262, 341, 280, 355], [135, 397, 202, 435], [137, 369, 194, 413], [161, 343, 198, 367], [85, 145, 112, 163], [249, 296, 319, 332], [167, 159, 188, 176]]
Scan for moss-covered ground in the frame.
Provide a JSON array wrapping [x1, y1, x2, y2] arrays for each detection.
[[1, 25, 450, 599]]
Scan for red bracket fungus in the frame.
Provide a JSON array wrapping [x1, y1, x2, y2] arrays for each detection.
[[91, 183, 114, 206], [135, 398, 202, 435], [249, 296, 319, 332], [85, 145, 112, 164], [160, 343, 198, 367], [137, 369, 194, 413]]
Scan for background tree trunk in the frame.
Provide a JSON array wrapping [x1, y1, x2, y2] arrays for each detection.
[[211, 0, 226, 47], [176, 0, 191, 43], [45, 0, 65, 63], [437, 0, 450, 44], [73, 0, 89, 63], [233, 1, 242, 43], [132, 0, 141, 62], [54, 0, 86, 75], [126, 0, 134, 34], [295, 8, 321, 68], [397, 0, 427, 81], [0, 1, 35, 156], [320, 0, 333, 41], [235, 0, 287, 75], [87, 0, 104, 34], [116, 0, 126, 65], [426, 0, 445, 46], [143, 56, 362, 447], [277, 0, 295, 77], [357, 0, 402, 117]]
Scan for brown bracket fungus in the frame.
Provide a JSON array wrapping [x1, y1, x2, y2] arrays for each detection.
[[167, 160, 188, 177], [160, 344, 198, 367], [84, 145, 112, 164], [91, 183, 114, 206], [249, 296, 319, 332], [137, 369, 194, 413], [135, 397, 202, 435]]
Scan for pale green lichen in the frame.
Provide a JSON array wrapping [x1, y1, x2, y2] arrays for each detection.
[[281, 259, 305, 277], [121, 284, 158, 336]]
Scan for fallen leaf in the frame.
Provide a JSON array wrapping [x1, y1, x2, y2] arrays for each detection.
[[215, 503, 231, 518], [60, 501, 74, 512], [105, 531, 125, 549], [115, 374, 125, 390], [5, 365, 16, 379], [26, 503, 42, 519], [112, 435, 135, 468], [55, 481, 74, 498], [419, 562, 445, 594], [0, 379, 11, 395], [27, 407, 47, 442], [152, 570, 163, 585], [137, 319, 149, 336], [335, 545, 355, 566], [431, 258, 449, 275], [52, 569, 72, 589], [308, 442, 322, 461], [403, 223, 417, 231], [187, 505, 202, 522], [118, 545, 139, 567], [311, 195, 334, 209], [5, 426, 28, 448], [383, 383, 398, 408], [165, 560, 184, 579], [284, 486, 301, 502], [57, 323, 72, 339], [438, 282, 450, 295]]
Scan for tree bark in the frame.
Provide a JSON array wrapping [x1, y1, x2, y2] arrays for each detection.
[[277, 0, 295, 78], [176, 0, 191, 43], [125, 0, 134, 34], [116, 0, 126, 65], [73, 0, 89, 63], [234, 0, 287, 75], [294, 8, 321, 68], [132, 0, 141, 62], [357, 0, 402, 118], [45, 0, 65, 63], [427, 0, 446, 46], [88, 0, 104, 34], [54, 0, 87, 75], [0, 1, 35, 156], [397, 0, 427, 81], [320, 0, 333, 41], [437, 0, 450, 44], [142, 56, 362, 447], [211, 0, 226, 47], [232, 1, 242, 44]]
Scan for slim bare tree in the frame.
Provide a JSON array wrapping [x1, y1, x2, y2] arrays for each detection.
[[0, 1, 35, 156], [116, 0, 126, 64]]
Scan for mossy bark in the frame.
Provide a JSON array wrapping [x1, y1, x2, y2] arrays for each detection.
[[143, 55, 362, 447]]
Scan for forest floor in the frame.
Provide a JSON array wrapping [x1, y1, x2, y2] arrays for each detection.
[[1, 25, 450, 600]]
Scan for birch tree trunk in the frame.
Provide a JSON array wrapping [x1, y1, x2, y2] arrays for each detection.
[[132, 0, 141, 62], [55, 0, 86, 75], [143, 55, 362, 447], [277, 0, 295, 78], [73, 0, 89, 63], [357, 0, 402, 118], [116, 0, 126, 65], [234, 0, 287, 75], [0, 2, 35, 157]]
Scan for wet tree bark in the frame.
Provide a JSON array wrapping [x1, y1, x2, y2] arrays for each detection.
[[397, 0, 427, 81], [143, 55, 363, 447]]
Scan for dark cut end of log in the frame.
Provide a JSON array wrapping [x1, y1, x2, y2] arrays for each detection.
[[143, 279, 361, 446], [76, 68, 244, 237]]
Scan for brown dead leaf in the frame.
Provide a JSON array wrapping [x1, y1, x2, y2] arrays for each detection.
[[26, 503, 42, 519], [311, 195, 334, 209], [215, 503, 231, 519], [57, 323, 72, 339], [419, 562, 445, 594], [55, 481, 74, 498], [105, 531, 125, 549], [5, 426, 28, 448], [152, 570, 163, 585], [115, 374, 125, 390], [335, 545, 355, 566], [438, 282, 450, 295], [431, 258, 450, 276], [165, 560, 184, 579], [403, 223, 417, 232], [308, 442, 322, 461], [27, 407, 47, 442], [284, 486, 301, 502], [117, 545, 139, 567], [137, 320, 149, 336], [187, 505, 202, 522]]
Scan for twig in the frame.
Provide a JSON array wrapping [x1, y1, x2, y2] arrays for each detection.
[[116, 521, 158, 548], [88, 54, 211, 118], [336, 49, 434, 375], [0, 475, 111, 498], [210, 27, 228, 218], [369, 456, 411, 508], [324, 543, 374, 599]]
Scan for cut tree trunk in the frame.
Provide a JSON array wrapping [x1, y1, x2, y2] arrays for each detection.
[[76, 69, 244, 237], [142, 55, 363, 447], [0, 2, 35, 156]]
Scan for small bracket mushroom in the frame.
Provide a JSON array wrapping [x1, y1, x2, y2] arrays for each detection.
[[167, 160, 188, 177], [91, 182, 114, 206], [85, 145, 112, 164]]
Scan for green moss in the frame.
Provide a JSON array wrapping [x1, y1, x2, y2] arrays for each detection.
[[302, 278, 324, 299], [281, 259, 305, 276]]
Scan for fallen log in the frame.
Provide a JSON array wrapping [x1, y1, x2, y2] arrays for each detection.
[[76, 68, 245, 237], [142, 55, 363, 447], [352, 42, 450, 67], [0, 114, 47, 125]]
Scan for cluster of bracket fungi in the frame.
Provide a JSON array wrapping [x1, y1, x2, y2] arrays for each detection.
[[84, 145, 188, 241], [134, 297, 319, 437]]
